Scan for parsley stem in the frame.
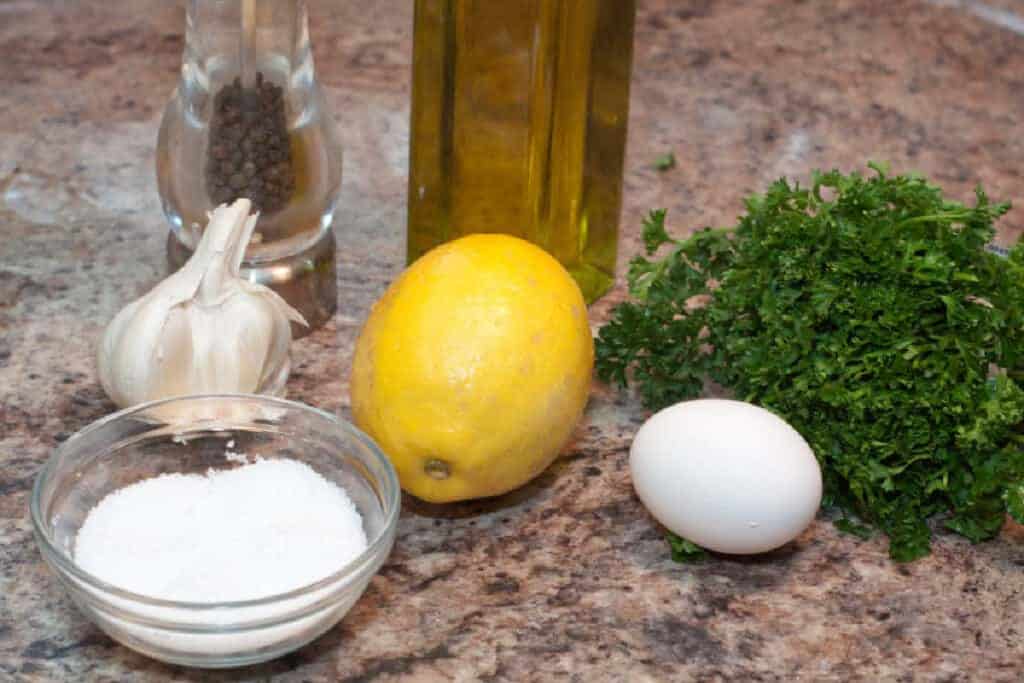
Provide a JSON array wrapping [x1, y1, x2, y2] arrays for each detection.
[[895, 212, 970, 229]]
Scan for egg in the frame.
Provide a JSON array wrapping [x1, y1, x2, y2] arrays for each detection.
[[630, 399, 822, 555]]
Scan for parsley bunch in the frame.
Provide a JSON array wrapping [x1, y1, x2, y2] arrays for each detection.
[[598, 164, 1024, 561]]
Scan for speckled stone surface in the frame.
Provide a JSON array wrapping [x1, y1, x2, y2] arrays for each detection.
[[2, 1, 1024, 680]]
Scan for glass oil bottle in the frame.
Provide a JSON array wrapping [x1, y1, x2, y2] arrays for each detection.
[[407, 0, 636, 303]]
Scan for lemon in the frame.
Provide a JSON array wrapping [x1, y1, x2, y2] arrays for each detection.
[[350, 234, 594, 503]]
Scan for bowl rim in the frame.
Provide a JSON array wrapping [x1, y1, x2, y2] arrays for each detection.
[[30, 393, 401, 613]]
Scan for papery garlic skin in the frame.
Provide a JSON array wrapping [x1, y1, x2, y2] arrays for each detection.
[[98, 199, 307, 409]]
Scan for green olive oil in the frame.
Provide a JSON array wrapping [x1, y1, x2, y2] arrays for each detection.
[[407, 0, 636, 303]]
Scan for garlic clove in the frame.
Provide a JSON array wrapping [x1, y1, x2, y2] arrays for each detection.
[[189, 294, 272, 394], [148, 305, 196, 401]]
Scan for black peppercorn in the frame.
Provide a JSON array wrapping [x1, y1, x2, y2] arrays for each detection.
[[204, 72, 294, 214]]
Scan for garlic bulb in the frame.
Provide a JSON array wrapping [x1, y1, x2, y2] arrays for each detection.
[[98, 199, 307, 409]]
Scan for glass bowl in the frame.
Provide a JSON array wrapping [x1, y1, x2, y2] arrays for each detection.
[[30, 394, 400, 669]]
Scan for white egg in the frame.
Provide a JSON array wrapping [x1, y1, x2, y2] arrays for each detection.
[[630, 399, 822, 555]]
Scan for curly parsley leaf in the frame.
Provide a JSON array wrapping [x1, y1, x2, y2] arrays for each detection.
[[598, 165, 1020, 561], [653, 152, 677, 172], [641, 209, 671, 254], [1005, 484, 1024, 523], [667, 532, 706, 563]]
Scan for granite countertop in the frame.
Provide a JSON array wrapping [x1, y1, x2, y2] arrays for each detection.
[[2, 1, 1023, 680]]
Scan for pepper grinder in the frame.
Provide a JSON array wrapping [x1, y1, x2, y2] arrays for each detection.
[[156, 0, 341, 336]]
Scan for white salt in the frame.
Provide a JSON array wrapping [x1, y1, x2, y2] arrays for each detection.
[[75, 458, 368, 603]]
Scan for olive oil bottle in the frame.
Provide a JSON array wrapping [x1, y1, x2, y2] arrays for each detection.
[[407, 0, 636, 303]]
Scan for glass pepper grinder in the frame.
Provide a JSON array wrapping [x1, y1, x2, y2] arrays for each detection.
[[157, 0, 342, 335]]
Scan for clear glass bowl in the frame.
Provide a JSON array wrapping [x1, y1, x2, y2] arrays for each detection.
[[30, 394, 400, 669]]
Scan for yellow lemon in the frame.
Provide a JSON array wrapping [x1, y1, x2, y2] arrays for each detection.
[[350, 234, 594, 503]]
